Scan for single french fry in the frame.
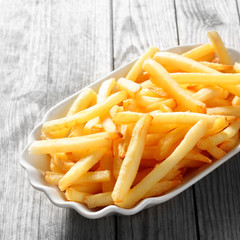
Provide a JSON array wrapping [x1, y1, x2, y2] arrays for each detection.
[[112, 115, 152, 202], [113, 139, 123, 180], [143, 58, 206, 113], [59, 149, 106, 191], [113, 111, 230, 126], [145, 180, 181, 198], [145, 133, 164, 146], [142, 146, 158, 159], [162, 170, 182, 181], [117, 78, 142, 97], [200, 61, 233, 71], [97, 78, 116, 103], [101, 114, 117, 132], [140, 79, 157, 89], [84, 192, 114, 208], [126, 46, 160, 81], [182, 44, 215, 60], [29, 136, 111, 154], [198, 121, 240, 149], [72, 182, 102, 194], [65, 188, 91, 203], [42, 90, 127, 133], [205, 98, 231, 108], [154, 52, 219, 74], [207, 31, 232, 65], [116, 120, 207, 208], [155, 126, 189, 161], [171, 73, 240, 85], [123, 99, 137, 111], [148, 123, 178, 134], [193, 87, 219, 102], [119, 124, 134, 159], [148, 87, 168, 97], [184, 149, 212, 163], [233, 62, 240, 73], [232, 96, 240, 106], [45, 171, 64, 185], [197, 51, 215, 62], [220, 132, 239, 152], [206, 145, 226, 159], [100, 152, 116, 192], [68, 124, 85, 137], [67, 88, 97, 116], [207, 106, 240, 116]]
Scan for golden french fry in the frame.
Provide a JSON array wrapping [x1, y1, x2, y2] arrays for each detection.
[[67, 88, 97, 116], [97, 78, 116, 103], [50, 158, 63, 173], [100, 152, 116, 192], [155, 126, 189, 161], [207, 106, 240, 116], [101, 114, 117, 132], [113, 139, 123, 180], [29, 136, 111, 154], [232, 96, 240, 106], [112, 115, 152, 202], [171, 73, 240, 85], [196, 51, 215, 62], [200, 61, 233, 71], [72, 182, 102, 194], [126, 46, 160, 81], [116, 120, 207, 208], [220, 132, 239, 151], [182, 44, 215, 60], [65, 188, 91, 203], [184, 149, 212, 163], [59, 149, 106, 191], [142, 146, 158, 160], [145, 133, 164, 146], [45, 171, 64, 185], [234, 62, 240, 73], [117, 78, 142, 97], [42, 90, 127, 133], [207, 31, 232, 65], [145, 180, 181, 198], [154, 52, 219, 73], [206, 145, 226, 159], [205, 98, 231, 108], [68, 124, 84, 137], [143, 58, 206, 113], [192, 87, 219, 102], [162, 170, 182, 181], [123, 99, 137, 112], [140, 80, 157, 89], [84, 192, 114, 208]]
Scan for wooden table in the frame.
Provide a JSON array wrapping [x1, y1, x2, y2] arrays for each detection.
[[1, 0, 240, 239]]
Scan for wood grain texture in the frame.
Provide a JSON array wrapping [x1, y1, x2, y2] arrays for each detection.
[[175, 0, 240, 239], [112, 0, 198, 239], [0, 0, 116, 239]]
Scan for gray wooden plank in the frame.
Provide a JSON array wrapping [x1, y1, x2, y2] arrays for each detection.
[[0, 1, 50, 239], [112, 0, 198, 239], [175, 0, 240, 239], [0, 0, 116, 239], [38, 1, 116, 239]]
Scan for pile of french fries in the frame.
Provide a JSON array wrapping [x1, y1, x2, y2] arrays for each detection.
[[29, 31, 240, 209]]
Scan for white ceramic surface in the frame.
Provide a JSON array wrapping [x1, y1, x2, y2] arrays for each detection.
[[21, 44, 240, 219]]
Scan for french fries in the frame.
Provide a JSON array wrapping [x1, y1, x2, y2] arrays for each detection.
[[29, 31, 240, 210]]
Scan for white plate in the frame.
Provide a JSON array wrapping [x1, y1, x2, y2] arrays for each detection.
[[21, 44, 240, 219]]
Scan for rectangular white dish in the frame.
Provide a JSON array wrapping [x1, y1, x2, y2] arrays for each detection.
[[21, 44, 240, 219]]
